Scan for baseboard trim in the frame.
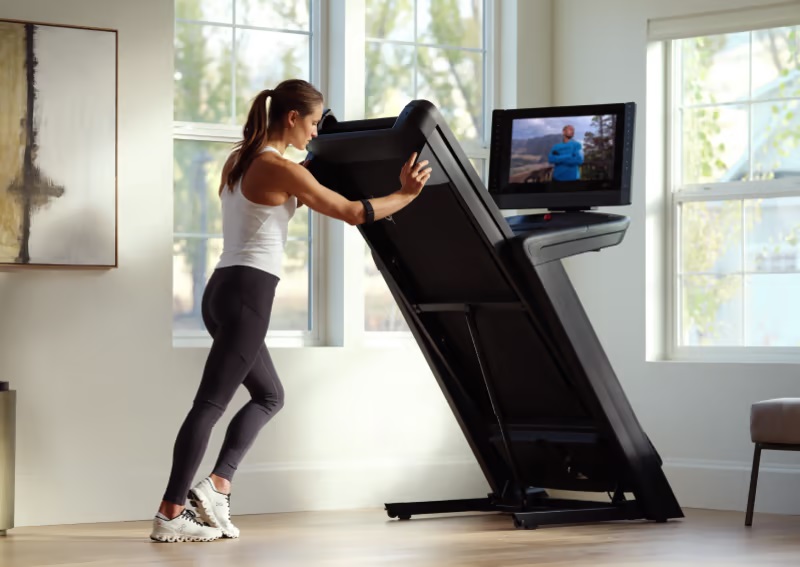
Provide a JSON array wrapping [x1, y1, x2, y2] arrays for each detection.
[[17, 455, 800, 528], [237, 456, 479, 474], [15, 456, 490, 527], [230, 456, 490, 517], [663, 456, 800, 515], [240, 455, 800, 516]]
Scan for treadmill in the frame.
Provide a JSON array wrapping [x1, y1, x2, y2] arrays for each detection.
[[305, 100, 682, 530]]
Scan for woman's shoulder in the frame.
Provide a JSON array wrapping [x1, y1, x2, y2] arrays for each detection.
[[252, 152, 306, 177], [241, 154, 302, 195]]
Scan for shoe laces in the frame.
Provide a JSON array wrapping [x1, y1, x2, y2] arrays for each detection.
[[224, 493, 232, 521], [181, 508, 209, 527]]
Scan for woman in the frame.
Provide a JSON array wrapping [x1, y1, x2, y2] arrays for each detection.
[[150, 79, 432, 543]]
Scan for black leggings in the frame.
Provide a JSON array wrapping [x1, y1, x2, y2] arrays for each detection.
[[163, 265, 284, 505]]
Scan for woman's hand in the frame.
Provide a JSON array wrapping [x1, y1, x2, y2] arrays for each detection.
[[398, 152, 432, 197]]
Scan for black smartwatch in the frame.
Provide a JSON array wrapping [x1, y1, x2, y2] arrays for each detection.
[[360, 198, 374, 224]]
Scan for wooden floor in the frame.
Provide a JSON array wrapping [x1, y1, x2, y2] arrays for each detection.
[[2, 507, 800, 566]]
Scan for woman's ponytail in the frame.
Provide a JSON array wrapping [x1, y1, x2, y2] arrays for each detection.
[[227, 89, 272, 189]]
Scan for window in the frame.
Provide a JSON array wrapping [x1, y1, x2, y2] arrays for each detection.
[[669, 25, 800, 354], [363, 0, 492, 333], [172, 0, 319, 341]]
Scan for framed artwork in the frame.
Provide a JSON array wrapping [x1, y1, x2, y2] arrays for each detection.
[[0, 18, 117, 268]]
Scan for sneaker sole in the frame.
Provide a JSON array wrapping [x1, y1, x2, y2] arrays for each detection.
[[149, 533, 220, 543], [189, 489, 240, 539]]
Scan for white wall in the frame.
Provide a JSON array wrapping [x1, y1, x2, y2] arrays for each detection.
[[0, 0, 489, 528], [516, 0, 553, 108], [553, 0, 800, 514]]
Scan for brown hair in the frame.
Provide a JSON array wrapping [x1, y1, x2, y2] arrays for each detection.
[[226, 79, 324, 189]]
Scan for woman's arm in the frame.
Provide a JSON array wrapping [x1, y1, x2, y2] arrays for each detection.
[[276, 152, 432, 225]]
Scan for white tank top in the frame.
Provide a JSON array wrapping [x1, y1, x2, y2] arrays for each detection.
[[215, 146, 297, 278]]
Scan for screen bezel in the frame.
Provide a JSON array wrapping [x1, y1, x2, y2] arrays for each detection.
[[488, 102, 634, 210]]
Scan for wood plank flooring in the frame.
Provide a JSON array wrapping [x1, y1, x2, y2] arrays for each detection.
[[2, 507, 800, 566]]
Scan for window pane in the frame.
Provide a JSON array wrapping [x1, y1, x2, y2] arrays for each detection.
[[236, 29, 310, 124], [236, 0, 310, 31], [173, 237, 224, 332], [288, 205, 309, 239], [175, 23, 234, 124], [680, 32, 750, 106], [470, 157, 485, 182], [681, 105, 748, 184], [417, 46, 483, 140], [751, 99, 800, 181], [680, 200, 742, 274], [681, 275, 742, 346], [365, 42, 415, 119], [365, 242, 409, 332], [177, 0, 233, 24], [417, 0, 483, 49], [272, 239, 310, 331], [745, 197, 800, 272], [365, 0, 414, 41], [174, 139, 232, 235], [752, 26, 800, 100], [745, 274, 800, 346]]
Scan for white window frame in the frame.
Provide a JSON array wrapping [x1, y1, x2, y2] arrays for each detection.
[[172, 1, 325, 348], [659, 6, 800, 362], [361, 0, 497, 343]]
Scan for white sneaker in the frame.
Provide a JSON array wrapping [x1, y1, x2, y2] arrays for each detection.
[[149, 509, 223, 543], [189, 477, 240, 539]]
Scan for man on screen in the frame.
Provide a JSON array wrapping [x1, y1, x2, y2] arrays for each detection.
[[547, 125, 584, 181]]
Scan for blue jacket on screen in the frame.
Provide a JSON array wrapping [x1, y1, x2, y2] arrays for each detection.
[[548, 140, 584, 181]]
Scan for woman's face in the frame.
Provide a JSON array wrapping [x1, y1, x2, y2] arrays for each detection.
[[289, 102, 324, 151]]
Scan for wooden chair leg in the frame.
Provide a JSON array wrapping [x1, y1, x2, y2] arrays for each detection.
[[745, 443, 762, 526]]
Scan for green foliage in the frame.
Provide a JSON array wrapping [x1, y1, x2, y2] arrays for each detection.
[[366, 0, 412, 39], [581, 115, 615, 181], [681, 35, 732, 184], [680, 35, 744, 344], [365, 0, 414, 119], [365, 0, 482, 140], [681, 201, 742, 343], [419, 0, 482, 138]]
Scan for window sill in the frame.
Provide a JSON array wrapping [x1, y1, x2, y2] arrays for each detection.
[[173, 331, 420, 350], [173, 332, 324, 350], [656, 347, 800, 365]]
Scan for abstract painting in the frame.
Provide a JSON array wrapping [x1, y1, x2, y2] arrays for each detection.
[[0, 19, 117, 267]]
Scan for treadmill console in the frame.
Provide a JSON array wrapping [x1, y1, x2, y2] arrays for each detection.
[[505, 211, 630, 265]]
